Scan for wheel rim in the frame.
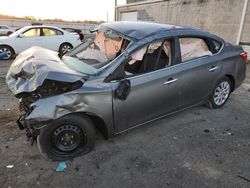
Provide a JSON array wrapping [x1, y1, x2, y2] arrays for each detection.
[[61, 45, 72, 54], [0, 47, 12, 59], [213, 81, 230, 106], [52, 124, 84, 153]]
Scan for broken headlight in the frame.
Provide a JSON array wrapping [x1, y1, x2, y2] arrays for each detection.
[[17, 79, 83, 112]]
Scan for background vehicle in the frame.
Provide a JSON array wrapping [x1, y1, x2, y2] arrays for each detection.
[[0, 25, 82, 59], [0, 25, 15, 36], [6, 21, 247, 160]]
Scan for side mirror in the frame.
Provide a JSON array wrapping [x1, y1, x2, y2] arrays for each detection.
[[115, 79, 131, 100]]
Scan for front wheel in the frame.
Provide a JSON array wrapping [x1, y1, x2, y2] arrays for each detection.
[[37, 114, 95, 161], [207, 77, 231, 108], [0, 45, 14, 60]]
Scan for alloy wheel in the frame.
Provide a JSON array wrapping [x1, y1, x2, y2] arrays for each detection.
[[213, 81, 230, 106], [0, 47, 12, 59], [61, 45, 72, 54]]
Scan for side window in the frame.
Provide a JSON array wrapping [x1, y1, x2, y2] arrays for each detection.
[[43, 28, 62, 36], [124, 39, 172, 76], [211, 39, 222, 53], [56, 30, 63, 35], [22, 28, 40, 37], [179, 38, 212, 62]]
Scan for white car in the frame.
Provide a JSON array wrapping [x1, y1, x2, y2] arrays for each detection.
[[0, 25, 15, 36], [0, 25, 82, 59]]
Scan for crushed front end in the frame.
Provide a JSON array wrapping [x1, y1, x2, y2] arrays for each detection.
[[5, 47, 86, 142], [16, 79, 84, 142]]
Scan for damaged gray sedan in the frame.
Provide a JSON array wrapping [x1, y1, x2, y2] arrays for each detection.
[[6, 21, 247, 160]]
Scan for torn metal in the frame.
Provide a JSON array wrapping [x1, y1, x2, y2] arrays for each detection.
[[6, 46, 87, 95]]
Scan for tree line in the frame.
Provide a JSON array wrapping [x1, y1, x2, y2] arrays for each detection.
[[0, 14, 104, 24]]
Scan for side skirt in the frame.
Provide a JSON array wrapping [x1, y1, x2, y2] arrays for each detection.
[[114, 101, 205, 136]]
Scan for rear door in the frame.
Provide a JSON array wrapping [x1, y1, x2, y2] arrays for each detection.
[[40, 28, 64, 51], [177, 37, 222, 108]]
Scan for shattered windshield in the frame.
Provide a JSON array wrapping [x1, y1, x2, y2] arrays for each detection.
[[63, 29, 129, 75]]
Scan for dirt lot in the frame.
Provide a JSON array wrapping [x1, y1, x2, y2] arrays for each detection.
[[0, 59, 250, 188]]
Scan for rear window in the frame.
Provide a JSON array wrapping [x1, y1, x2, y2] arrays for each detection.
[[179, 38, 212, 62]]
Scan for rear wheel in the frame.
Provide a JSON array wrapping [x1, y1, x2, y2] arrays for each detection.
[[59, 43, 73, 56], [0, 45, 14, 60], [7, 31, 13, 36], [37, 114, 95, 161], [207, 77, 231, 108]]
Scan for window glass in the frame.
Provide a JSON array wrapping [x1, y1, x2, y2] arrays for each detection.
[[23, 28, 40, 37], [76, 31, 123, 63], [124, 39, 172, 76], [63, 31, 127, 74], [211, 39, 222, 53], [179, 38, 212, 62], [56, 30, 63, 35], [43, 28, 58, 36]]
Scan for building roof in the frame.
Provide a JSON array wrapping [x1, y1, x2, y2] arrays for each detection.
[[101, 21, 183, 40]]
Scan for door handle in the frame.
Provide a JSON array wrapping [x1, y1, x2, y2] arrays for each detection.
[[164, 78, 178, 85], [209, 66, 219, 72]]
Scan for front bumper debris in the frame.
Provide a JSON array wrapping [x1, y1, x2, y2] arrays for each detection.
[[16, 115, 25, 130], [16, 113, 47, 145]]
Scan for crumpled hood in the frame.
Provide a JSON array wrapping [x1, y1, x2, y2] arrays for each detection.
[[6, 46, 86, 95]]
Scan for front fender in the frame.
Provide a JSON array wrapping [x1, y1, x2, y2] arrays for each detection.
[[23, 86, 115, 137]]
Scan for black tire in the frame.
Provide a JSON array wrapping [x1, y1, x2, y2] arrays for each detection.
[[0, 45, 15, 60], [7, 31, 13, 36], [59, 43, 73, 56], [207, 77, 231, 109], [37, 114, 95, 161]]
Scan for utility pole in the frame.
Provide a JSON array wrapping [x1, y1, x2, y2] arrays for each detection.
[[114, 0, 117, 21], [237, 0, 248, 45]]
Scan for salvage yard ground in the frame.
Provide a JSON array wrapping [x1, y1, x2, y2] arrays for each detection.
[[0, 59, 250, 188]]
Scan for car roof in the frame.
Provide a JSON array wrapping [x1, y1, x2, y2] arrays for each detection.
[[9, 25, 66, 37], [21, 25, 63, 30], [15, 25, 67, 35], [101, 21, 191, 40]]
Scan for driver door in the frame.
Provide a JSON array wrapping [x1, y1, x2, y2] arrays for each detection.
[[15, 28, 42, 52], [111, 39, 181, 132]]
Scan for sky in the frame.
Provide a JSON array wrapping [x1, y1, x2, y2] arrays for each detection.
[[0, 0, 126, 21]]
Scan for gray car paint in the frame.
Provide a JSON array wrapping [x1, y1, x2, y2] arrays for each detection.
[[6, 21, 246, 139]]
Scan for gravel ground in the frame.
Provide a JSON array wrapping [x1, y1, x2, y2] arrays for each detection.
[[0, 59, 250, 188]]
